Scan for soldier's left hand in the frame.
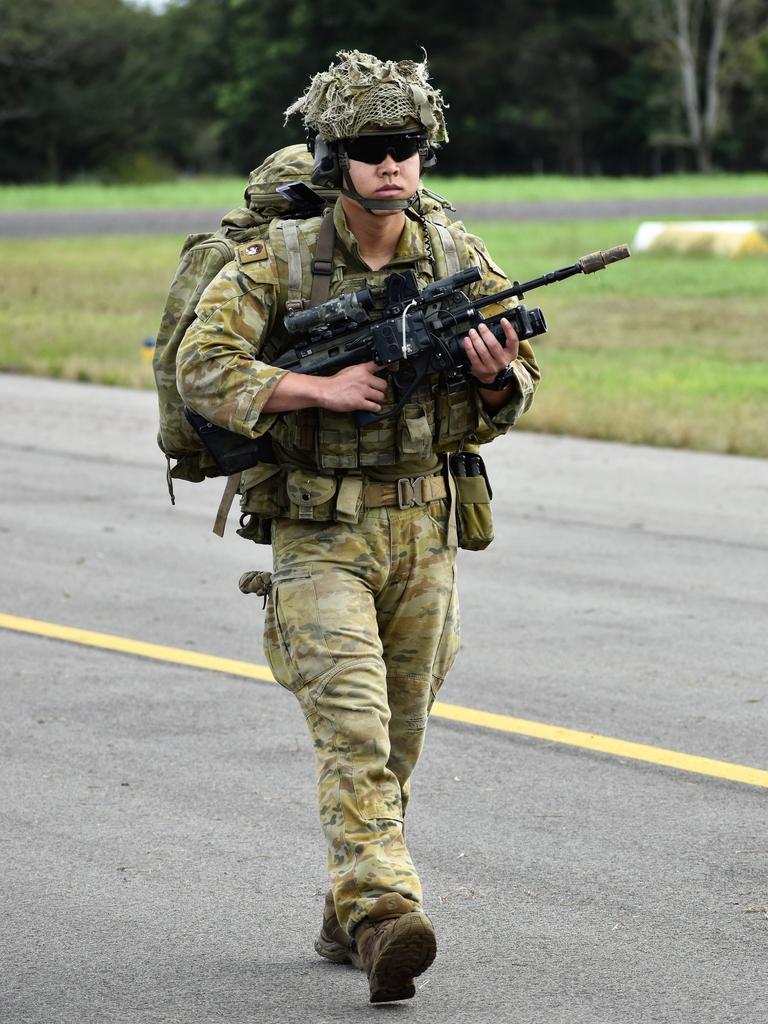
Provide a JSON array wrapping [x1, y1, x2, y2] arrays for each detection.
[[463, 318, 519, 388]]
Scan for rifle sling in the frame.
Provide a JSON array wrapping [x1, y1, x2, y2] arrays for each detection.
[[309, 210, 336, 307]]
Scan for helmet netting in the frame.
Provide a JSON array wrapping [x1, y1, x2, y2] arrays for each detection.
[[285, 50, 448, 145]]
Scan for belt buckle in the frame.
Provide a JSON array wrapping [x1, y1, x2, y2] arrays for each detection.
[[396, 476, 424, 510]]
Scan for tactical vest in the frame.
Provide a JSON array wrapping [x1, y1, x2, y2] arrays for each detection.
[[258, 212, 485, 474]]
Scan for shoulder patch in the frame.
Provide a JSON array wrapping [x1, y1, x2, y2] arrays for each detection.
[[237, 240, 269, 264]]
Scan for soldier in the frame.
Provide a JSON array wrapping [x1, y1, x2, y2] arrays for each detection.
[[177, 50, 539, 1003]]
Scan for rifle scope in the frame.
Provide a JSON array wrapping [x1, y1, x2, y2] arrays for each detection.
[[284, 288, 374, 335]]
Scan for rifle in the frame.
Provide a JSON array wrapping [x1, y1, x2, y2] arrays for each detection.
[[185, 245, 630, 475]]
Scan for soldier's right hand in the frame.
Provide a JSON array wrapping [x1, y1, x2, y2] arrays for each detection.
[[318, 361, 388, 413]]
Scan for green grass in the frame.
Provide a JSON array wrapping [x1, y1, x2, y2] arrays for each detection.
[[0, 235, 180, 389], [473, 218, 768, 298], [0, 178, 248, 212], [434, 172, 768, 204], [470, 218, 768, 456], [1, 218, 766, 457], [2, 172, 768, 210]]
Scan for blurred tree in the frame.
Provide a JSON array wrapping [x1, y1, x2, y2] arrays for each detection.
[[210, 0, 621, 175], [134, 0, 230, 172], [212, 0, 478, 172], [614, 0, 763, 171], [1, 0, 766, 180], [0, 0, 150, 179], [718, 8, 768, 168]]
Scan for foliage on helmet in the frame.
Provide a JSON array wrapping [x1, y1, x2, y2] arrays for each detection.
[[285, 50, 448, 146]]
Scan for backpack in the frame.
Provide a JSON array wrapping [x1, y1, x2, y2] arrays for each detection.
[[152, 144, 456, 495], [152, 145, 338, 490]]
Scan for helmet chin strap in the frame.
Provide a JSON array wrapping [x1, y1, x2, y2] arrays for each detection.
[[338, 148, 418, 213]]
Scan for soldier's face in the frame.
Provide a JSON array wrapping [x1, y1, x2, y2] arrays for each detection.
[[347, 152, 421, 215]]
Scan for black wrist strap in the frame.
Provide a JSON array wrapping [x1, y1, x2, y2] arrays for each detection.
[[474, 366, 516, 391]]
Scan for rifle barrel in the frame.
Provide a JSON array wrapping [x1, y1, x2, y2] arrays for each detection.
[[473, 243, 631, 311]]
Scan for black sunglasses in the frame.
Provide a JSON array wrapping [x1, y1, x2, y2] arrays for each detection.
[[344, 133, 426, 165]]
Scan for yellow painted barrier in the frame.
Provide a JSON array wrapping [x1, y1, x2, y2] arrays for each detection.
[[633, 221, 768, 257]]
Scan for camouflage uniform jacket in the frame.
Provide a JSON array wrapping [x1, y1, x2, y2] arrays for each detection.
[[177, 199, 540, 487]]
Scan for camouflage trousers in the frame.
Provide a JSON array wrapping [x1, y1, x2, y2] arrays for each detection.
[[263, 499, 460, 936]]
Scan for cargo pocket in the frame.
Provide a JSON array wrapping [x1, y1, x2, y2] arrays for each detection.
[[263, 565, 336, 692], [430, 568, 460, 697]]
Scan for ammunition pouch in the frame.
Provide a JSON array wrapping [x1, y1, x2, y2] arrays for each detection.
[[271, 380, 483, 472], [285, 469, 338, 521], [449, 451, 494, 551], [236, 462, 450, 544]]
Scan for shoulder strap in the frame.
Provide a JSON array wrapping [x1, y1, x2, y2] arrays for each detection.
[[309, 210, 335, 308], [273, 210, 336, 309], [294, 211, 336, 458]]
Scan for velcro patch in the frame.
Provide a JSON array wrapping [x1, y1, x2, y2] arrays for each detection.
[[238, 241, 269, 264], [476, 245, 507, 279]]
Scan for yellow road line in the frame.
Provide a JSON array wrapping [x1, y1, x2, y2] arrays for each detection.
[[433, 702, 768, 790], [2, 612, 767, 790], [0, 612, 273, 683]]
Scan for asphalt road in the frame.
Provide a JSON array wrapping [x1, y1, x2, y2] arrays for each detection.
[[2, 194, 768, 237], [1, 374, 766, 1023]]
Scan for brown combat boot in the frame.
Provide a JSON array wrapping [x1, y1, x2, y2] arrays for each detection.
[[354, 892, 437, 1003], [314, 891, 360, 967]]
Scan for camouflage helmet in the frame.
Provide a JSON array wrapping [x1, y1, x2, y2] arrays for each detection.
[[285, 50, 448, 145]]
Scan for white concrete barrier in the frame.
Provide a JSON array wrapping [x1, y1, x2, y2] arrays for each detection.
[[632, 221, 768, 257]]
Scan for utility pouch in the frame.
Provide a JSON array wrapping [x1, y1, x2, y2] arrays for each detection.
[[239, 463, 284, 517], [236, 463, 284, 545], [449, 451, 494, 551], [398, 403, 434, 460], [434, 387, 478, 450], [335, 475, 364, 523], [285, 469, 337, 521], [237, 516, 272, 544]]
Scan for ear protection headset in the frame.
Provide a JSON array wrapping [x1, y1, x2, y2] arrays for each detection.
[[309, 136, 341, 190]]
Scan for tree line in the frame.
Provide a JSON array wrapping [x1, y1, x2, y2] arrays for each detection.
[[1, 0, 766, 183]]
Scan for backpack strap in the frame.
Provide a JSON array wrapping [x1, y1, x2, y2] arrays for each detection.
[[209, 214, 335, 538], [214, 220, 306, 538], [280, 218, 304, 305], [274, 210, 335, 310], [294, 211, 336, 454], [309, 209, 336, 308]]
